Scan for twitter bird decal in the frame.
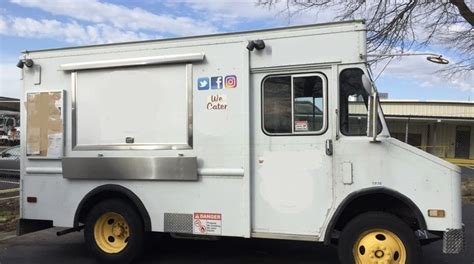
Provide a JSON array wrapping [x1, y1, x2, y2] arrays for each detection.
[[197, 77, 209, 90]]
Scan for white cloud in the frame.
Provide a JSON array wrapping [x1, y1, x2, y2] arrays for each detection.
[[0, 62, 21, 99], [180, 0, 332, 27], [0, 15, 158, 44], [10, 0, 218, 36], [0, 15, 160, 100], [372, 53, 474, 93], [0, 17, 6, 33]]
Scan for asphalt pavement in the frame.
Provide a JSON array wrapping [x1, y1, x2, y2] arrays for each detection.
[[0, 175, 19, 199], [0, 204, 472, 264], [0, 181, 17, 191]]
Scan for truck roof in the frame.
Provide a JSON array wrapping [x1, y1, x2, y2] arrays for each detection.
[[22, 20, 365, 55]]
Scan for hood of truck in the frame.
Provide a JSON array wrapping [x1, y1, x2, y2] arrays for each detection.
[[383, 137, 463, 230], [385, 137, 461, 173]]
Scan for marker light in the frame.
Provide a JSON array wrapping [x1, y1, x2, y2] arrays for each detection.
[[26, 196, 38, 203], [27, 197, 37, 203], [428, 209, 445, 218]]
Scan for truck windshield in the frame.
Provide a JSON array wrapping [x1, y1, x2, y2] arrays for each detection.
[[339, 68, 370, 136]]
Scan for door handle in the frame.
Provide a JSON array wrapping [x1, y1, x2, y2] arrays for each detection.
[[326, 139, 333, 156]]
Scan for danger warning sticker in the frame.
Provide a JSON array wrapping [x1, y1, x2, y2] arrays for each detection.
[[193, 213, 222, 235]]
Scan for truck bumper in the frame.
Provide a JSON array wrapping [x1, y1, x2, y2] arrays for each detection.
[[442, 225, 464, 254]]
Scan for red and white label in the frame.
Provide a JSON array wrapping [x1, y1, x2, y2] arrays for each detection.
[[295, 120, 309, 131], [193, 213, 222, 235]]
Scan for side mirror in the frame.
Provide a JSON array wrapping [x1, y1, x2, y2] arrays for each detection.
[[361, 74, 372, 94], [362, 74, 380, 142], [2, 152, 10, 158]]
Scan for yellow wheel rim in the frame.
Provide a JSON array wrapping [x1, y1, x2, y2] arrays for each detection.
[[354, 229, 407, 264], [94, 212, 130, 254]]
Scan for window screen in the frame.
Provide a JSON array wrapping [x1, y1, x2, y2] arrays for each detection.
[[75, 64, 190, 148], [263, 74, 325, 135]]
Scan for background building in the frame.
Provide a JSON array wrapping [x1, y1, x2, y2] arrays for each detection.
[[0, 97, 19, 112], [383, 100, 474, 165], [349, 99, 474, 167]]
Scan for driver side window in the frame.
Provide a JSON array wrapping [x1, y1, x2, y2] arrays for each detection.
[[339, 68, 369, 136]]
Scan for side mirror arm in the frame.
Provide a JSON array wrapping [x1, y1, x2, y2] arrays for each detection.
[[367, 92, 380, 143]]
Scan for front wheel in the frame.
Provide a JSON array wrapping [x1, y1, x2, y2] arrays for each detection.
[[338, 212, 421, 264], [84, 199, 145, 264]]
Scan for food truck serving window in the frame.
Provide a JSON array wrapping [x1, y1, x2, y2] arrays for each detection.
[[73, 64, 191, 150], [262, 73, 326, 135]]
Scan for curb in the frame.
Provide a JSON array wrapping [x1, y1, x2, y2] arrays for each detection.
[[0, 188, 19, 194]]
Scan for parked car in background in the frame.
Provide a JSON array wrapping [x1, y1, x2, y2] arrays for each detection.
[[0, 112, 20, 146], [0, 146, 20, 177]]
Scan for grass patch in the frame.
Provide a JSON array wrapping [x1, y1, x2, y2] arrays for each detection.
[[462, 178, 474, 196], [462, 178, 474, 204], [0, 198, 19, 232]]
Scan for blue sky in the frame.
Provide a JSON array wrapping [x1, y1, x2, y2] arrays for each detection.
[[0, 0, 472, 101]]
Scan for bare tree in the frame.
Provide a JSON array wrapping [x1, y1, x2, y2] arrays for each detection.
[[256, 0, 473, 75]]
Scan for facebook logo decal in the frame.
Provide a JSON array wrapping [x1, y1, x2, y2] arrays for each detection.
[[197, 77, 209, 90], [210, 76, 223, 89]]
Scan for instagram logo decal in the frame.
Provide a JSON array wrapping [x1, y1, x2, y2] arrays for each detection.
[[224, 75, 237, 88], [197, 74, 238, 90]]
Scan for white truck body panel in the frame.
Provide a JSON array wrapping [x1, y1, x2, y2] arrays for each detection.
[[19, 21, 462, 243]]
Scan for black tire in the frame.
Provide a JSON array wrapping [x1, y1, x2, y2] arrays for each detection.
[[338, 212, 421, 264], [84, 199, 145, 264]]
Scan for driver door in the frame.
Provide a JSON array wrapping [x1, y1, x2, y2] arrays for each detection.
[[251, 70, 334, 237]]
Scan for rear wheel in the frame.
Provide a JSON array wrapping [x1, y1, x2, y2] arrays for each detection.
[[338, 212, 421, 264], [84, 199, 144, 264]]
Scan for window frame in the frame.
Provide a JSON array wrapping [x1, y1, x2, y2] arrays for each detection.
[[338, 67, 383, 137], [261, 72, 328, 136]]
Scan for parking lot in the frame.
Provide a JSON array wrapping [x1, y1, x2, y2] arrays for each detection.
[[0, 204, 472, 264], [0, 172, 19, 209], [0, 145, 20, 206]]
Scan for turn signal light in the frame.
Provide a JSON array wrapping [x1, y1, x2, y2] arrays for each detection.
[[428, 209, 445, 218]]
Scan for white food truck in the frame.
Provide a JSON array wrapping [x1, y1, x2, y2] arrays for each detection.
[[18, 20, 463, 264]]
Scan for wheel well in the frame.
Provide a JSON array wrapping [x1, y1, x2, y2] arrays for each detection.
[[325, 188, 426, 245], [74, 185, 152, 232]]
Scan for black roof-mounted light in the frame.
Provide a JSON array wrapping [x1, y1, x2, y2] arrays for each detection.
[[16, 59, 34, 69], [247, 40, 266, 51]]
